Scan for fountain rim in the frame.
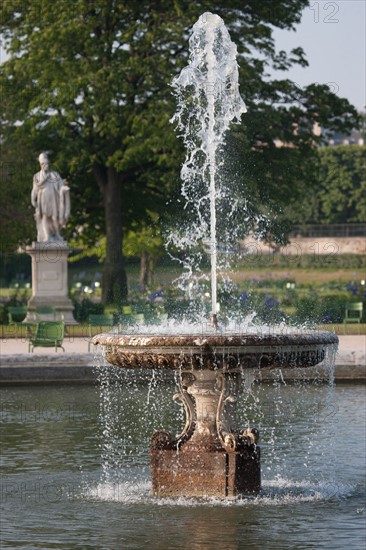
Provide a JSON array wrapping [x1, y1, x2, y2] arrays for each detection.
[[92, 330, 338, 349], [91, 329, 337, 371]]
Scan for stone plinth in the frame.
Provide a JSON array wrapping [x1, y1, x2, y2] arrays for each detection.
[[148, 367, 261, 497], [26, 241, 76, 324], [151, 447, 260, 498]]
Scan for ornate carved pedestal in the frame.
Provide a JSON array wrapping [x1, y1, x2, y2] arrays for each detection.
[[92, 331, 338, 498], [150, 369, 260, 497], [26, 241, 76, 324]]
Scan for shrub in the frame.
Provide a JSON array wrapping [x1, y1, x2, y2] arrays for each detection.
[[294, 293, 358, 324], [1, 288, 29, 324], [72, 298, 104, 323]]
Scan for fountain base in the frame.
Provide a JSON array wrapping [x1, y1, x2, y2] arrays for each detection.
[[151, 445, 260, 498], [149, 367, 261, 498]]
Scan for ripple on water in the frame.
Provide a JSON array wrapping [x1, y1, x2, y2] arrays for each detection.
[[83, 477, 356, 507]]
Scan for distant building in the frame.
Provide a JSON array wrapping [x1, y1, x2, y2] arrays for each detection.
[[273, 122, 322, 149], [274, 123, 364, 149], [324, 128, 364, 147]]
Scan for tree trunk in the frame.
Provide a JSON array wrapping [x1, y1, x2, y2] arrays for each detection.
[[94, 164, 128, 305], [140, 250, 155, 291]]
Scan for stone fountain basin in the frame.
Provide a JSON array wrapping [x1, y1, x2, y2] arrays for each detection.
[[92, 331, 338, 370]]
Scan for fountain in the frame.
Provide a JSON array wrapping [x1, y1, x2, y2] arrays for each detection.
[[92, 13, 338, 498]]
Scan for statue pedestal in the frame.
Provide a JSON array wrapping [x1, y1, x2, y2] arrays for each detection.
[[26, 242, 77, 324]]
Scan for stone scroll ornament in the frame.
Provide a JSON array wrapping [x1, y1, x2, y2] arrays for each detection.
[[31, 152, 70, 242]]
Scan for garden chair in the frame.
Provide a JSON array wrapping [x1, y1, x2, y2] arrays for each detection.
[[343, 302, 363, 328], [117, 306, 134, 325], [117, 312, 144, 331], [28, 321, 65, 352], [88, 314, 114, 351]]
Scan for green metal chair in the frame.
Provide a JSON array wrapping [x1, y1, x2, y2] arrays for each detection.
[[116, 306, 134, 326], [343, 302, 363, 325], [117, 312, 144, 330], [88, 314, 114, 351], [28, 321, 65, 352]]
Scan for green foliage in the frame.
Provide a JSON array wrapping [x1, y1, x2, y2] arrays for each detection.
[[0, 141, 36, 251], [159, 274, 365, 325], [0, 288, 29, 324], [317, 146, 366, 223], [3, 287, 29, 307], [287, 145, 366, 224], [71, 298, 104, 323], [295, 293, 363, 324], [123, 221, 163, 260], [0, 250, 31, 286]]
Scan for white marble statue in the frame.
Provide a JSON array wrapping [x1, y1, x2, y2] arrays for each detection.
[[31, 152, 70, 242]]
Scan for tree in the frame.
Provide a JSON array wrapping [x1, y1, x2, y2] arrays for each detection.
[[0, 139, 35, 253], [316, 145, 366, 223], [0, 0, 359, 302], [285, 145, 366, 224], [123, 219, 164, 291]]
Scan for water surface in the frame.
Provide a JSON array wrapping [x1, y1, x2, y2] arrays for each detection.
[[1, 381, 365, 549]]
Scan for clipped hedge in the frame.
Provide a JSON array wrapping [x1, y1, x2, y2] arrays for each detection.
[[236, 253, 365, 270]]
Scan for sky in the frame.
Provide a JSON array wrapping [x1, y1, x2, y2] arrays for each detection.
[[1, 1, 365, 111], [271, 0, 366, 112]]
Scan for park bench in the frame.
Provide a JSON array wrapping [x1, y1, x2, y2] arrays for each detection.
[[343, 302, 363, 333]]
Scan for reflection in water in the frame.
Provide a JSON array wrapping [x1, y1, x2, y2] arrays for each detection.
[[1, 382, 365, 549]]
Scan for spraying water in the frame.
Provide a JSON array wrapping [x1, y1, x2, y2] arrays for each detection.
[[170, 12, 247, 325]]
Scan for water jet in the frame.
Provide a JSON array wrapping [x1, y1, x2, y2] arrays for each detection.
[[93, 12, 338, 498]]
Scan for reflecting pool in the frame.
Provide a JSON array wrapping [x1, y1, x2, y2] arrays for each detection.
[[1, 380, 365, 549]]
